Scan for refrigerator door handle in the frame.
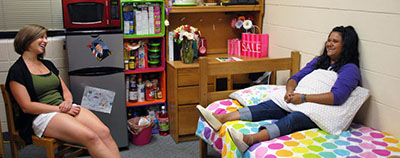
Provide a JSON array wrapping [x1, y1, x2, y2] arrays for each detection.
[[69, 67, 124, 76], [90, 34, 100, 38]]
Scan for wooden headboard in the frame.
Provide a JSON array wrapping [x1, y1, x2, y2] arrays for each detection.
[[198, 51, 300, 107], [198, 51, 300, 158]]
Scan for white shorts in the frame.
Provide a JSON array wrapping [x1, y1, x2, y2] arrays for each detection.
[[32, 104, 79, 137], [32, 112, 58, 137]]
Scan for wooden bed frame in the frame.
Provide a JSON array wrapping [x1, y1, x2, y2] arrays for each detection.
[[198, 51, 300, 158]]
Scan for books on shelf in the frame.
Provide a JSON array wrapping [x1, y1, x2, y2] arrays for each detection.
[[168, 31, 174, 61]]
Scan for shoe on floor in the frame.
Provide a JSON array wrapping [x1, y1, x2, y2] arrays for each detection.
[[227, 127, 249, 154], [196, 105, 222, 131]]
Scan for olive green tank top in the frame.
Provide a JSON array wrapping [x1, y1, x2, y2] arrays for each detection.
[[31, 72, 63, 106]]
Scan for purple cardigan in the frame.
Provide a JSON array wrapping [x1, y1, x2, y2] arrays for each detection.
[[289, 58, 361, 105]]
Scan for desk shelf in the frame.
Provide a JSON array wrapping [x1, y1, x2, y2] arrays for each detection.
[[170, 5, 262, 13]]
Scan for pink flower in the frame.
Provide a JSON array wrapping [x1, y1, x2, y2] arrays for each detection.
[[231, 18, 237, 28]]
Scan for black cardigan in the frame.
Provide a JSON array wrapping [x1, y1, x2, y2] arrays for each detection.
[[5, 57, 64, 144]]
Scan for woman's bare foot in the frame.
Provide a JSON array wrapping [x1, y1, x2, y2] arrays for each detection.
[[212, 113, 225, 124], [243, 134, 255, 145], [212, 111, 241, 125], [243, 129, 270, 145]]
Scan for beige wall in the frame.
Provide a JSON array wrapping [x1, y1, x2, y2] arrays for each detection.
[[263, 0, 400, 137], [0, 36, 69, 131]]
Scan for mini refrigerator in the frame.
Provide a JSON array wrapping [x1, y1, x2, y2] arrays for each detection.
[[65, 30, 128, 148]]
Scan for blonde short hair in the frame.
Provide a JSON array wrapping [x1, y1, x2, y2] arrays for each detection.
[[14, 24, 47, 56]]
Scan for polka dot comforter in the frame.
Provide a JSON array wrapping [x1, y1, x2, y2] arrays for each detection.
[[195, 99, 400, 158]]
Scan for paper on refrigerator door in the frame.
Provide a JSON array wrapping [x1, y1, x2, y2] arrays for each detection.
[[81, 86, 115, 114]]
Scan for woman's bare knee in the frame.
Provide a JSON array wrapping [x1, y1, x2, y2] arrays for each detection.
[[79, 129, 102, 145], [97, 125, 112, 139]]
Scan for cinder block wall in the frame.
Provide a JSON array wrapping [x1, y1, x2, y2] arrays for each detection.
[[263, 0, 400, 137], [0, 36, 69, 131]]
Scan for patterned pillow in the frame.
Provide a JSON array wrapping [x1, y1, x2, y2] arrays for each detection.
[[229, 85, 284, 106]]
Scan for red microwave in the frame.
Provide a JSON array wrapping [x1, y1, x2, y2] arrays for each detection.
[[62, 0, 120, 29]]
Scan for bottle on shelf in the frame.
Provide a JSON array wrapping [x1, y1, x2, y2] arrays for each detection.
[[129, 75, 138, 102], [151, 78, 158, 99], [125, 76, 130, 102], [124, 46, 129, 61], [145, 80, 154, 101], [158, 105, 169, 136], [138, 45, 147, 68], [124, 60, 129, 70], [128, 56, 136, 70], [137, 74, 145, 102], [124, 48, 130, 70], [156, 87, 162, 99], [151, 74, 162, 99]]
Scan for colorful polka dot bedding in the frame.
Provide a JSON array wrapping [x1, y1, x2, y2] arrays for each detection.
[[195, 99, 400, 158]]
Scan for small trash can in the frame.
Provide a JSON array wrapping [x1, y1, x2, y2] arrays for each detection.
[[132, 126, 152, 146], [127, 116, 153, 146]]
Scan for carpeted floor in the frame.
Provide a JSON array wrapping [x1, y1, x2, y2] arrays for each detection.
[[1, 133, 220, 158]]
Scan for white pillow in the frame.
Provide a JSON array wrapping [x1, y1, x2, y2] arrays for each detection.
[[231, 69, 370, 134], [270, 69, 370, 134], [229, 85, 284, 106]]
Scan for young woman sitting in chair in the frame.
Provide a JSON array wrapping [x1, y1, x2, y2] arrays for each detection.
[[6, 24, 120, 158]]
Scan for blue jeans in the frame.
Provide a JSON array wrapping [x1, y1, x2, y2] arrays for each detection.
[[238, 100, 317, 139]]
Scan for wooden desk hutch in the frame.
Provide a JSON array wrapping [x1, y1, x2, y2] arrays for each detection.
[[166, 0, 265, 143]]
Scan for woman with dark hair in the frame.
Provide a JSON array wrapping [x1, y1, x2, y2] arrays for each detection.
[[196, 25, 361, 154], [6, 24, 120, 158]]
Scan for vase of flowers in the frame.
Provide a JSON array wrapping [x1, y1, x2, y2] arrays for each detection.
[[173, 25, 201, 64], [180, 38, 194, 64]]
